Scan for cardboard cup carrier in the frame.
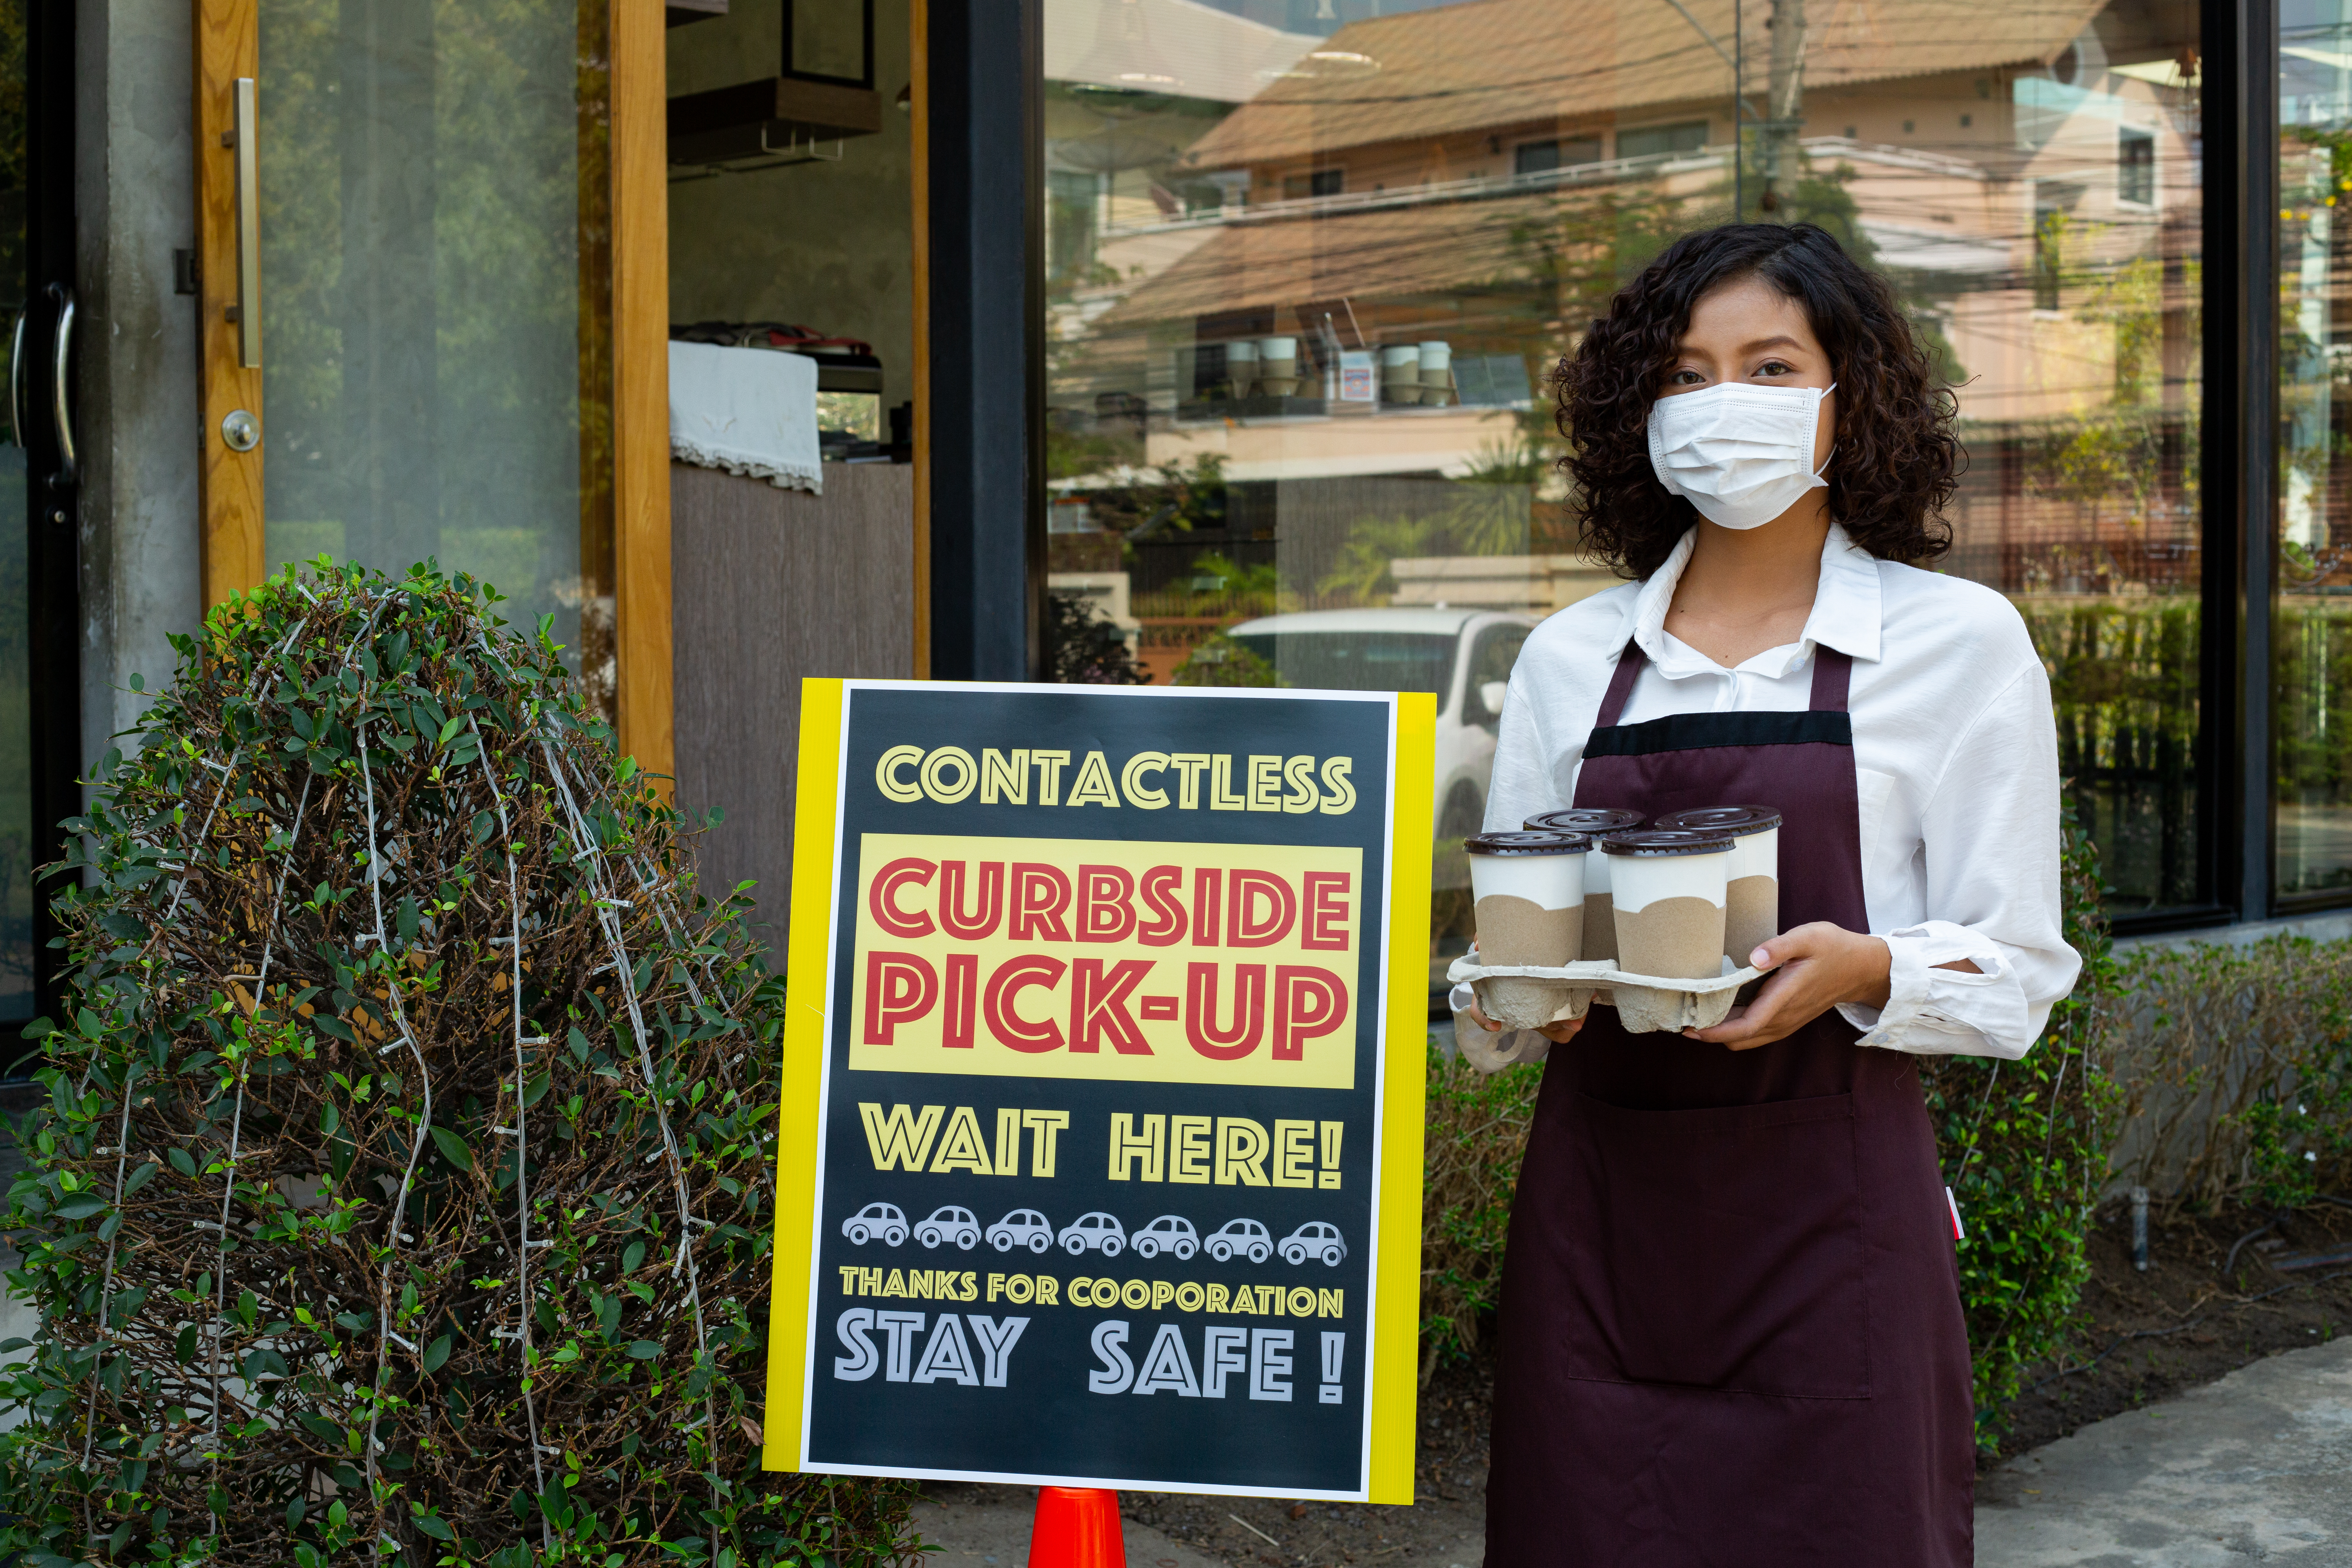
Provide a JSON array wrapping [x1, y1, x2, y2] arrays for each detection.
[[1524, 807, 1644, 963], [1597, 829, 1735, 981], [1653, 804, 1781, 963], [1464, 831, 1589, 1029]]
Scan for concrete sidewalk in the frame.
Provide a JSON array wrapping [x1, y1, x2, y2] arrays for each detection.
[[1976, 1337, 2352, 1565], [914, 1339, 2352, 1566]]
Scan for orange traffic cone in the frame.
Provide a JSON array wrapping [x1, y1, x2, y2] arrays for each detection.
[[1027, 1486, 1124, 1568]]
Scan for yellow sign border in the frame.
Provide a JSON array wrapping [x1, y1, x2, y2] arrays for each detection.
[[762, 681, 1434, 1503], [764, 678, 844, 1466]]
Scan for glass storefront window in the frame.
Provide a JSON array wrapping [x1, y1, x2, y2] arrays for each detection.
[[1041, 0, 2204, 980], [2280, 0, 2352, 898]]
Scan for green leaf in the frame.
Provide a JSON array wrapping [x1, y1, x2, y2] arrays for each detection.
[[422, 1334, 451, 1374], [623, 1241, 645, 1274], [438, 715, 466, 748], [54, 1194, 108, 1220], [429, 1125, 474, 1171], [321, 1101, 340, 1137], [627, 1340, 662, 1360], [120, 1160, 160, 1197], [410, 1511, 453, 1541]]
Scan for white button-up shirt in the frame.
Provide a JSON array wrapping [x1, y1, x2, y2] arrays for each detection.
[[1484, 522, 2080, 1058]]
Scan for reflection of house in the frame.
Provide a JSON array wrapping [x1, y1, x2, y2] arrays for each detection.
[[1050, 0, 2204, 598]]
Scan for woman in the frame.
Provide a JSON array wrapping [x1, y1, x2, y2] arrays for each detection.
[[1472, 223, 2078, 1565]]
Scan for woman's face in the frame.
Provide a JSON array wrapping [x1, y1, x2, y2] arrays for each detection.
[[1656, 274, 1837, 474]]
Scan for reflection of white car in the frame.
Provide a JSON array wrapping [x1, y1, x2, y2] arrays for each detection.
[[1133, 1215, 1198, 1260], [1225, 608, 1537, 863], [1205, 1218, 1272, 1264], [1279, 1222, 1348, 1267], [916, 1206, 981, 1250], [1058, 1212, 1127, 1257], [841, 1203, 907, 1246], [987, 1209, 1055, 1254]]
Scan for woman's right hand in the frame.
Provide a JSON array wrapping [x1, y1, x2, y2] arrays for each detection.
[[1464, 997, 1586, 1045]]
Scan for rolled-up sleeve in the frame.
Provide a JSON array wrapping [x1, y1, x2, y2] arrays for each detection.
[[1834, 663, 2080, 1058]]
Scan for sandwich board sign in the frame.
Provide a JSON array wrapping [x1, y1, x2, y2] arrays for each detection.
[[763, 679, 1432, 1501]]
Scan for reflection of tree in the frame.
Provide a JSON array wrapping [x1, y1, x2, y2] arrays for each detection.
[[258, 0, 588, 657], [2022, 597, 2201, 913]]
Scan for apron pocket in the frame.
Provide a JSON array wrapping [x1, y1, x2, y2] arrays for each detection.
[[1564, 1089, 1871, 1400]]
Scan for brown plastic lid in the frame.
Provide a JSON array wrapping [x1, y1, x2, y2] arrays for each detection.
[[1523, 807, 1646, 835], [1598, 828, 1735, 858], [1653, 805, 1782, 837], [1463, 831, 1591, 856]]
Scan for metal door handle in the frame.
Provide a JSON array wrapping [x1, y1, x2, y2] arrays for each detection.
[[47, 283, 74, 488], [6, 309, 23, 448], [232, 77, 260, 368]]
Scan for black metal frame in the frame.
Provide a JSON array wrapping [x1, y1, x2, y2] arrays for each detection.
[[925, 0, 1045, 682], [5, 0, 81, 1074]]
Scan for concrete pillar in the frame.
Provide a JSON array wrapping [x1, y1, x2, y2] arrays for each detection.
[[74, 0, 204, 766]]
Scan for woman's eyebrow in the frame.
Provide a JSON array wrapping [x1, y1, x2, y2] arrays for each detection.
[[1740, 335, 1807, 354]]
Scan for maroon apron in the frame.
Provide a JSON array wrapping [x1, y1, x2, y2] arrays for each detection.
[[1484, 642, 1974, 1566]]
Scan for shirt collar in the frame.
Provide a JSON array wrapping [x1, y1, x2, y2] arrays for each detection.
[[1618, 521, 1883, 674]]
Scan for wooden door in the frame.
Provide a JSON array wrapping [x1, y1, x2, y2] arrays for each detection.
[[192, 0, 673, 780]]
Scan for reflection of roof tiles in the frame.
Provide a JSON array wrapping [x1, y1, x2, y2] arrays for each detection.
[[1172, 0, 2108, 168], [1096, 187, 1578, 325]]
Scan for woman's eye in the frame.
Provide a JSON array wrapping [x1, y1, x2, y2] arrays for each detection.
[[1670, 368, 1706, 385], [1755, 360, 1793, 377]]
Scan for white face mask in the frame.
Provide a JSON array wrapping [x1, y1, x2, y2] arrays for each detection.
[[1646, 380, 1835, 530]]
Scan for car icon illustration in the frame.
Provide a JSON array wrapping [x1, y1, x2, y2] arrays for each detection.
[[1279, 1221, 1347, 1267], [915, 1205, 982, 1250], [1058, 1211, 1127, 1258], [987, 1209, 1055, 1255], [1205, 1218, 1272, 1264], [841, 1202, 907, 1247], [1132, 1215, 1198, 1261]]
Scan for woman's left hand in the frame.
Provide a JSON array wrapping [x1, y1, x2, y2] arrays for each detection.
[[1685, 922, 1891, 1051]]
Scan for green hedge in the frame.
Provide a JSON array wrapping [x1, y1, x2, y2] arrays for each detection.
[[1917, 808, 2119, 1443]]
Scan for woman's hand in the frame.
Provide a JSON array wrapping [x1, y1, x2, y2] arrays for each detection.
[[1685, 922, 1891, 1051], [1463, 996, 1586, 1045]]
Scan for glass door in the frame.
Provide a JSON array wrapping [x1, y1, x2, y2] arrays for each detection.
[[198, 0, 622, 711], [2, 0, 79, 1063]]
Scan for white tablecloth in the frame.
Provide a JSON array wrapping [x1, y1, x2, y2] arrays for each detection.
[[667, 339, 822, 494]]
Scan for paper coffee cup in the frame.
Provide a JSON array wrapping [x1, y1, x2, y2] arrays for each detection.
[[1525, 809, 1642, 960], [1466, 831, 1588, 1027], [1226, 339, 1258, 399], [1598, 830, 1734, 980], [1653, 806, 1782, 963], [1258, 339, 1299, 399], [1381, 347, 1424, 405]]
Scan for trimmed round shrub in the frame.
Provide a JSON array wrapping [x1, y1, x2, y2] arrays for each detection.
[[0, 563, 914, 1566]]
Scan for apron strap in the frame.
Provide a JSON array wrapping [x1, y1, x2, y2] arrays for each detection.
[[1594, 641, 1647, 729], [1808, 646, 1853, 714]]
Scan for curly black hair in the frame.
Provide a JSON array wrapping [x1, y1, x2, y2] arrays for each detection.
[[1556, 222, 1960, 580]]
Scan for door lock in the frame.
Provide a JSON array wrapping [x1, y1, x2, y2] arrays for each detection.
[[221, 408, 260, 452]]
